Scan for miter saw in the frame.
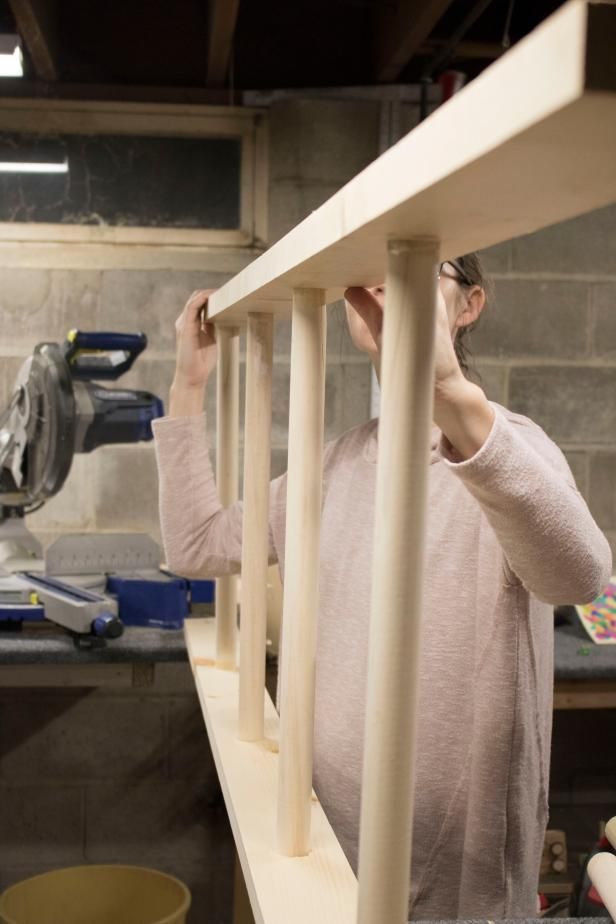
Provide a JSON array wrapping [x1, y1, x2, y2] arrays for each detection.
[[0, 330, 170, 643]]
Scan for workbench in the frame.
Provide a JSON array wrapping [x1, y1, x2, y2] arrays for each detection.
[[1, 612, 615, 702]]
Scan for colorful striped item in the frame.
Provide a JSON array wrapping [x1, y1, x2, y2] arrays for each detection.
[[576, 579, 616, 644]]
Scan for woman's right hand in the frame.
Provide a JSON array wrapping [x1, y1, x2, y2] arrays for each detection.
[[169, 289, 217, 417]]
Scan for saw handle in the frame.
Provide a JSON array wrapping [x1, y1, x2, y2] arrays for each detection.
[[64, 331, 147, 381]]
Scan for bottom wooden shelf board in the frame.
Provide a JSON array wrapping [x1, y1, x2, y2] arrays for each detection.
[[184, 617, 358, 924]]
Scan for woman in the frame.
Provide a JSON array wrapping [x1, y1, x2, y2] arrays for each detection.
[[153, 256, 611, 920]]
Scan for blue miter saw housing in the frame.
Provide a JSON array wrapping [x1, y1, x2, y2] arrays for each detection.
[[0, 330, 213, 645]]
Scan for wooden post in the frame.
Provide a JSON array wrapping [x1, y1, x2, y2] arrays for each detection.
[[216, 325, 240, 669], [239, 313, 274, 741], [588, 852, 616, 922], [356, 239, 439, 924], [277, 289, 326, 856]]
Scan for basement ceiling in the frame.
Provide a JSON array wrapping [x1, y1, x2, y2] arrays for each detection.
[[0, 0, 566, 101]]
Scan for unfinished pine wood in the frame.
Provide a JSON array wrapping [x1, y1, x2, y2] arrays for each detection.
[[357, 240, 439, 924], [277, 290, 326, 857], [606, 816, 616, 850], [216, 326, 240, 669], [239, 313, 274, 741], [206, 1, 616, 323], [553, 680, 616, 710], [8, 0, 59, 81], [588, 851, 616, 921], [185, 618, 357, 924]]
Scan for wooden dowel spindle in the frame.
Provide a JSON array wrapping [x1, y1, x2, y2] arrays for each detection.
[[588, 852, 616, 922], [357, 240, 439, 924], [216, 325, 240, 669], [239, 313, 274, 741], [277, 288, 327, 857]]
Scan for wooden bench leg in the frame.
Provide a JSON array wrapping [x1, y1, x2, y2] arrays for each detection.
[[239, 312, 274, 742], [216, 325, 240, 669], [357, 240, 440, 924], [277, 288, 327, 857]]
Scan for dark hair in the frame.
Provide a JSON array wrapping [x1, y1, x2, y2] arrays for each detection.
[[451, 252, 492, 379]]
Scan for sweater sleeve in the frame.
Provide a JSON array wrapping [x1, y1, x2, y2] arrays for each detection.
[[438, 406, 612, 605], [152, 414, 285, 579]]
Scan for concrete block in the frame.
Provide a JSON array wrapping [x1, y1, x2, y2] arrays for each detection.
[[591, 283, 616, 360], [511, 203, 616, 274], [27, 454, 95, 532], [588, 452, 616, 531], [471, 280, 590, 359], [120, 358, 177, 409], [271, 448, 288, 480], [603, 530, 616, 566], [563, 451, 589, 498], [269, 98, 380, 184], [0, 864, 70, 893], [0, 268, 101, 348], [151, 662, 196, 695], [146, 856, 234, 924], [473, 363, 507, 405], [270, 362, 338, 446], [274, 300, 357, 359], [0, 355, 25, 408], [508, 366, 616, 446], [478, 242, 511, 274], [338, 362, 372, 433], [93, 445, 161, 539], [100, 270, 231, 355], [0, 695, 166, 782], [0, 784, 83, 864], [167, 699, 218, 784], [85, 780, 227, 862], [268, 179, 340, 243]]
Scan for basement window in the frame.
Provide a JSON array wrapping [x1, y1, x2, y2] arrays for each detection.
[[0, 101, 267, 251]]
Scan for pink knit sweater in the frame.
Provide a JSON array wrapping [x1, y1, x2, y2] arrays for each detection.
[[153, 404, 611, 920]]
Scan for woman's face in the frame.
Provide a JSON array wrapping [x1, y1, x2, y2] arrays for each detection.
[[344, 269, 470, 362]]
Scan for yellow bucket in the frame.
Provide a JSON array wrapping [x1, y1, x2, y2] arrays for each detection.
[[0, 865, 191, 924]]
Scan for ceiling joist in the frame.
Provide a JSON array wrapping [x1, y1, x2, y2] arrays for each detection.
[[206, 0, 240, 88], [374, 0, 455, 83], [8, 0, 59, 81]]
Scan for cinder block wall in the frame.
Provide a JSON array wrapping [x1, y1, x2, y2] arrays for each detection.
[[1, 97, 614, 918], [473, 204, 616, 562], [0, 97, 380, 923]]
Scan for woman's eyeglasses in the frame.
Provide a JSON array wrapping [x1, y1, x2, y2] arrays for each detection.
[[438, 259, 474, 287]]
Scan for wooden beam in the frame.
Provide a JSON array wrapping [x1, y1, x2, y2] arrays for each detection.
[[216, 327, 240, 669], [206, 0, 240, 88], [375, 0, 454, 83], [356, 240, 439, 924], [417, 38, 505, 60], [553, 680, 616, 710], [206, 1, 616, 324], [277, 290, 326, 856], [239, 313, 274, 741], [8, 0, 59, 81], [185, 618, 357, 924]]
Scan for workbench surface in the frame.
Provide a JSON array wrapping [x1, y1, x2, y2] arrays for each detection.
[[0, 612, 615, 680]]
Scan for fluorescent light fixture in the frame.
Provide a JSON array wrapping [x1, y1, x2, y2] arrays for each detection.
[[0, 34, 23, 78], [0, 160, 68, 173]]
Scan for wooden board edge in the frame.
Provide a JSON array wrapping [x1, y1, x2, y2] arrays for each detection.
[[184, 618, 358, 924]]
